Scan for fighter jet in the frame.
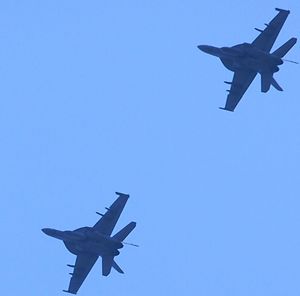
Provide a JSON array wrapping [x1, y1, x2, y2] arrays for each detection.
[[42, 192, 137, 294], [198, 8, 297, 111]]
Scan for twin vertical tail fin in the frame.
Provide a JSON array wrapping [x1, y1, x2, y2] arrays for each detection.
[[261, 38, 297, 93], [102, 256, 125, 276], [271, 77, 283, 91], [112, 260, 124, 274], [260, 72, 283, 92], [102, 222, 137, 276]]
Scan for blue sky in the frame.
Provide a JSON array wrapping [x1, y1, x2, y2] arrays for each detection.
[[1, 1, 299, 295]]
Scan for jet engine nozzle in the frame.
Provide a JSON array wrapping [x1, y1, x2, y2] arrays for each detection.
[[270, 55, 283, 66], [117, 242, 124, 249]]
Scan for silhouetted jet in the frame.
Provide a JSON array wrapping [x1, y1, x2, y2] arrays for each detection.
[[42, 192, 137, 294], [198, 8, 297, 111]]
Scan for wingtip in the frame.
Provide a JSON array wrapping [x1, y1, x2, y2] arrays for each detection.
[[219, 107, 234, 112], [129, 221, 137, 229], [275, 8, 290, 13], [115, 192, 130, 198], [63, 290, 76, 295]]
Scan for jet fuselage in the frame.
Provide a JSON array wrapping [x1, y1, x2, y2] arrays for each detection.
[[42, 227, 123, 256], [198, 43, 283, 73]]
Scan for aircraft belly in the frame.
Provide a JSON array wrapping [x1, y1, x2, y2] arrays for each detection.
[[242, 59, 279, 73], [64, 241, 81, 255], [221, 52, 275, 72], [64, 240, 103, 255], [86, 242, 120, 256], [65, 240, 119, 257], [220, 58, 238, 71], [240, 59, 261, 71]]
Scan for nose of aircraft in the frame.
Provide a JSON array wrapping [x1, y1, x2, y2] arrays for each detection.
[[42, 228, 56, 236], [197, 45, 213, 53], [42, 228, 69, 241]]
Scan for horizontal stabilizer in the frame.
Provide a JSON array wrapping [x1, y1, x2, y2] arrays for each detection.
[[272, 38, 297, 58], [112, 222, 136, 242], [102, 256, 114, 276], [260, 72, 273, 93], [112, 260, 124, 274]]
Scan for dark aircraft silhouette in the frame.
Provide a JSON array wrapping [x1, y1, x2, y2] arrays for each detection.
[[42, 192, 136, 294], [198, 8, 297, 111]]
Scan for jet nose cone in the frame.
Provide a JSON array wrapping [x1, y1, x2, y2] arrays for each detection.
[[42, 228, 59, 237], [197, 45, 211, 53], [42, 228, 67, 240], [41, 228, 52, 235]]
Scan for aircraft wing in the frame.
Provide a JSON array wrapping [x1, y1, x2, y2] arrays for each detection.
[[63, 254, 98, 294], [93, 192, 130, 236], [221, 70, 257, 112], [252, 8, 290, 52]]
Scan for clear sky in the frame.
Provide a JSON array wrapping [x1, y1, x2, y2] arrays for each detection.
[[1, 1, 299, 295]]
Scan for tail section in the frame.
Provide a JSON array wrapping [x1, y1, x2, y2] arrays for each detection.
[[112, 222, 136, 242], [261, 72, 283, 92], [112, 260, 124, 274], [260, 72, 273, 92], [272, 37, 297, 58], [102, 256, 124, 276], [271, 77, 283, 91], [102, 256, 114, 276], [262, 38, 297, 92], [102, 222, 136, 276]]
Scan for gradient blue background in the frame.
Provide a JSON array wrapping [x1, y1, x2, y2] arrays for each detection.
[[1, 1, 299, 295]]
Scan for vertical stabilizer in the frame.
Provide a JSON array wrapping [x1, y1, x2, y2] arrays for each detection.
[[102, 257, 125, 276], [261, 73, 283, 92], [271, 77, 283, 91], [112, 260, 124, 274]]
